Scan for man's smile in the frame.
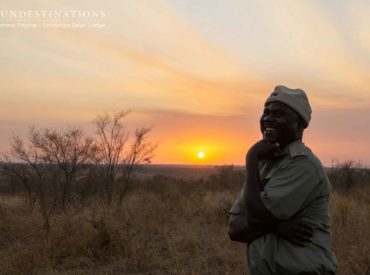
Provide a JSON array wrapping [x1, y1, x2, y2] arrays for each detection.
[[261, 124, 279, 138], [264, 127, 277, 132]]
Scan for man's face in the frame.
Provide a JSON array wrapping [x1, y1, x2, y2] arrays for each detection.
[[260, 102, 302, 147]]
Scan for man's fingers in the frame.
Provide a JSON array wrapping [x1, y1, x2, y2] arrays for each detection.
[[295, 226, 314, 238], [295, 228, 312, 236], [296, 222, 314, 232], [289, 233, 312, 245], [277, 232, 312, 247], [275, 219, 314, 247], [294, 232, 312, 242], [296, 220, 313, 229]]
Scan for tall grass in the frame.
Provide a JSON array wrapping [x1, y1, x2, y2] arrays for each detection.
[[0, 166, 369, 274]]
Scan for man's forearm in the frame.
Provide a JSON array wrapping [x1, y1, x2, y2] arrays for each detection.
[[245, 154, 278, 224], [228, 214, 275, 244], [245, 156, 263, 215]]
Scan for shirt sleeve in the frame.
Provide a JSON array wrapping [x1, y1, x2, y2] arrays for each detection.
[[260, 158, 319, 220], [229, 188, 246, 215]]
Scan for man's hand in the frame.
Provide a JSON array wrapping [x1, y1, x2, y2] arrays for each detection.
[[229, 212, 314, 246], [228, 213, 274, 244], [275, 211, 314, 246], [247, 140, 281, 161]]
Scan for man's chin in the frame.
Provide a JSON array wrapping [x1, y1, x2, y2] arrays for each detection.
[[263, 134, 279, 143]]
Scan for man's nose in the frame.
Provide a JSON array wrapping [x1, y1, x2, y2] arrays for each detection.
[[263, 113, 274, 122]]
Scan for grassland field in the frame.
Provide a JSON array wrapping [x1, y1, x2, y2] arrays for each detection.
[[0, 164, 369, 274]]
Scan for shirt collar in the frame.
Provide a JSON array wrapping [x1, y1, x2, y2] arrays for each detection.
[[277, 140, 305, 158]]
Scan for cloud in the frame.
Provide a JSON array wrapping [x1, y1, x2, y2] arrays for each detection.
[[1, 0, 270, 116]]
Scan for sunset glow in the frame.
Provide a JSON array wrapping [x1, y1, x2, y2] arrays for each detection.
[[0, 1, 369, 166], [197, 152, 205, 159]]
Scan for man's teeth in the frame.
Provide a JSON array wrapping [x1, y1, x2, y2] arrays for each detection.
[[265, 127, 276, 131]]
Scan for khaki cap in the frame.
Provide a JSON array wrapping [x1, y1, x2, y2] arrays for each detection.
[[265, 85, 312, 128]]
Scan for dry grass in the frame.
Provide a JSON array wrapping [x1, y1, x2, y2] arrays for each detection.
[[0, 171, 369, 274], [330, 190, 370, 274]]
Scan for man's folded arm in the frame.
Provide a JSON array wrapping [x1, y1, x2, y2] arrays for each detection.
[[228, 211, 314, 246], [228, 213, 274, 243]]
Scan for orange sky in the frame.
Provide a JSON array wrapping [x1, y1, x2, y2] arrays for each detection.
[[0, 0, 369, 166]]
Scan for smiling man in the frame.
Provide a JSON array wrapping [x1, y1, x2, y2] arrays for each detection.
[[228, 85, 337, 274]]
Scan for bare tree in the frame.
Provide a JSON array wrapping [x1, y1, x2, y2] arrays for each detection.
[[93, 111, 157, 204], [0, 154, 36, 211], [30, 127, 94, 209], [93, 111, 129, 204], [119, 127, 157, 202], [8, 134, 52, 231], [1, 126, 96, 230]]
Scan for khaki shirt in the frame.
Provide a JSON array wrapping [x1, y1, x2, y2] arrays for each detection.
[[230, 140, 337, 274]]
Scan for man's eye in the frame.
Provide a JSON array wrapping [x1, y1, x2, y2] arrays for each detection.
[[273, 110, 283, 116]]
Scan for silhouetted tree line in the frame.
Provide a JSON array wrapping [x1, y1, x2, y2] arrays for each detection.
[[0, 111, 157, 231], [328, 160, 370, 191]]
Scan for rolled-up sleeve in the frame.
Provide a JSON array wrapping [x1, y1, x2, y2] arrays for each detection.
[[260, 159, 318, 220]]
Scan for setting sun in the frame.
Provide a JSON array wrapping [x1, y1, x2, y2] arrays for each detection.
[[197, 152, 205, 159]]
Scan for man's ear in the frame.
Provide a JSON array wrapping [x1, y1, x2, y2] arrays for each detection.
[[297, 116, 305, 131], [296, 117, 305, 138]]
